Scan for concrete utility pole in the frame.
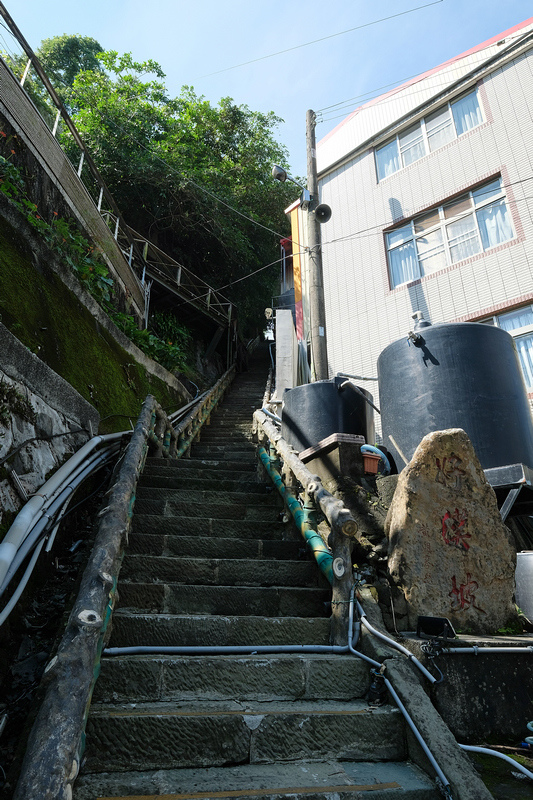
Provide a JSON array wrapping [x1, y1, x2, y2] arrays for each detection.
[[306, 109, 328, 381]]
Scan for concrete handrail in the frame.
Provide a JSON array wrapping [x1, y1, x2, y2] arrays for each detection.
[[253, 408, 368, 645]]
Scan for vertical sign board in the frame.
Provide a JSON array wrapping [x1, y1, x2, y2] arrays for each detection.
[[289, 205, 304, 341]]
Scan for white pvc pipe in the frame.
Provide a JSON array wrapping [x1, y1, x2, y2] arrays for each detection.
[[445, 647, 533, 655], [386, 677, 452, 794], [0, 540, 45, 627], [459, 744, 533, 781], [0, 446, 119, 597], [356, 600, 438, 684], [0, 433, 124, 586]]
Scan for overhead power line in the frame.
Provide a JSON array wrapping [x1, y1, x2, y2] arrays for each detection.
[[198, 0, 444, 79], [316, 28, 531, 124]]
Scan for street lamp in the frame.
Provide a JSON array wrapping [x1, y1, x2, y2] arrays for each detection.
[[271, 110, 330, 381]]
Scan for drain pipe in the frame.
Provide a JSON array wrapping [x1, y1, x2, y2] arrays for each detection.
[[0, 432, 125, 587]]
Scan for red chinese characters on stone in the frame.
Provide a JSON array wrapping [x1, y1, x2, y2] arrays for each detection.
[[435, 454, 466, 490], [449, 574, 486, 614], [442, 508, 471, 552]]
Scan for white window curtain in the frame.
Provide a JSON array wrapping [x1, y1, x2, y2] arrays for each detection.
[[426, 107, 454, 152], [515, 334, 533, 389], [376, 140, 400, 180], [498, 307, 533, 332], [446, 215, 480, 262], [399, 125, 425, 166], [389, 241, 419, 286], [476, 200, 513, 250], [452, 91, 483, 136]]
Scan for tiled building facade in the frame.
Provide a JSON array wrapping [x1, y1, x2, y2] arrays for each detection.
[[313, 19, 533, 399]]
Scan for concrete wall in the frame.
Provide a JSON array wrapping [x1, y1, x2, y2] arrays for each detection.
[[272, 310, 298, 404], [0, 324, 99, 524]]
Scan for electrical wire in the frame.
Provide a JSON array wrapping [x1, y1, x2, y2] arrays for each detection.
[[319, 176, 533, 251], [316, 28, 532, 124], [198, 1, 445, 79]]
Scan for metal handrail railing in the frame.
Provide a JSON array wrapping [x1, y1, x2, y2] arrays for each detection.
[[0, 4, 235, 329]]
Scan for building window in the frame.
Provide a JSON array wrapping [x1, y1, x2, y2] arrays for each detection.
[[386, 177, 514, 288], [375, 89, 483, 181], [483, 306, 533, 389]]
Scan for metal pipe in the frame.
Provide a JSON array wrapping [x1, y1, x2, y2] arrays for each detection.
[[104, 589, 451, 799], [337, 371, 378, 382], [356, 600, 439, 684], [459, 744, 533, 781]]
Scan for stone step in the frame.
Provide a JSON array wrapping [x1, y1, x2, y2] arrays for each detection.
[[211, 413, 256, 421], [190, 444, 256, 458], [131, 514, 293, 539], [116, 583, 329, 617], [119, 555, 323, 586], [144, 457, 257, 472], [196, 437, 255, 447], [108, 612, 332, 648], [82, 700, 405, 773], [136, 487, 279, 506], [138, 475, 270, 494], [141, 466, 260, 483], [93, 653, 369, 704], [74, 759, 440, 800], [204, 428, 254, 434], [127, 532, 303, 559], [133, 498, 282, 521]]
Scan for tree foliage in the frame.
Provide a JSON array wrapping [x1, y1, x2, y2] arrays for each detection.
[[50, 43, 295, 333]]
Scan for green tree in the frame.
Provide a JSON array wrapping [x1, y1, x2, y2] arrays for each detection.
[[57, 49, 295, 333], [37, 34, 104, 109], [1, 35, 104, 124]]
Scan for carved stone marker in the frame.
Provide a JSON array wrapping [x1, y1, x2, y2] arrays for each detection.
[[386, 428, 516, 634]]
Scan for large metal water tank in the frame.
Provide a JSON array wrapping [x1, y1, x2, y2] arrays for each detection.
[[282, 377, 375, 454], [378, 322, 533, 471]]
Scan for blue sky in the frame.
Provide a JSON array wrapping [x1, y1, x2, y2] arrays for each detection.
[[2, 0, 532, 178]]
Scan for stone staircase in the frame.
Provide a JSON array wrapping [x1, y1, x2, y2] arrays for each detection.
[[74, 346, 440, 800]]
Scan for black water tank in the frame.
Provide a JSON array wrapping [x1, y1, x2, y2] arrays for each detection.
[[281, 377, 375, 453], [378, 322, 533, 471]]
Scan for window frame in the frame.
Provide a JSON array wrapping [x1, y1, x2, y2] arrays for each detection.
[[375, 88, 483, 181], [482, 306, 533, 390], [385, 177, 514, 289]]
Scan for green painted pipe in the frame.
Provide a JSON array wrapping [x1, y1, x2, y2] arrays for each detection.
[[258, 446, 333, 584]]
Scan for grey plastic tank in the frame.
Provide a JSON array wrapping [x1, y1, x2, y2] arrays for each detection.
[[378, 321, 533, 471], [281, 377, 375, 454]]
